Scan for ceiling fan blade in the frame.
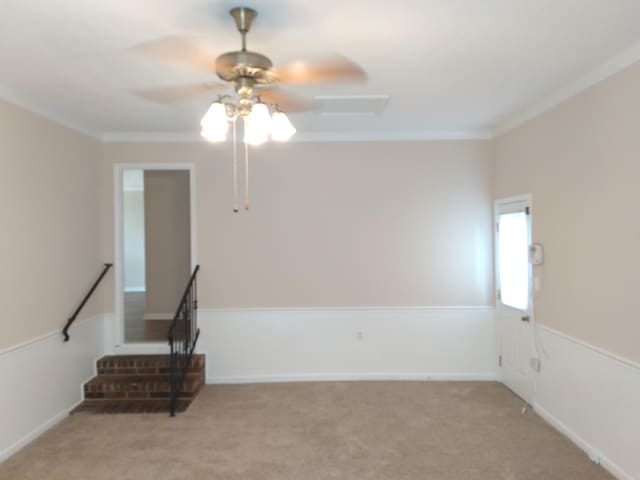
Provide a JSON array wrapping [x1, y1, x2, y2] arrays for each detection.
[[130, 35, 218, 72], [275, 55, 367, 85], [133, 82, 227, 104], [258, 88, 315, 112]]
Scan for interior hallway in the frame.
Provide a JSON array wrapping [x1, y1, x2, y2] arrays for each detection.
[[124, 292, 171, 343]]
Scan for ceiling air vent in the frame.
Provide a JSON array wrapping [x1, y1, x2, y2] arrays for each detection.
[[313, 95, 390, 116]]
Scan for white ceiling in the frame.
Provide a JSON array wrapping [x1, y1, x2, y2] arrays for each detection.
[[1, 0, 640, 141]]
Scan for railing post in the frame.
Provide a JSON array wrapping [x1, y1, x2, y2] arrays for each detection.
[[169, 335, 176, 417], [167, 265, 200, 416]]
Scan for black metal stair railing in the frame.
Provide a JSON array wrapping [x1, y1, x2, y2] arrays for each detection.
[[63, 263, 113, 342], [168, 265, 200, 416]]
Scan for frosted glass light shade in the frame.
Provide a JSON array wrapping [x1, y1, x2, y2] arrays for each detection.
[[244, 103, 271, 146], [200, 102, 229, 142], [271, 111, 296, 141], [201, 126, 228, 142]]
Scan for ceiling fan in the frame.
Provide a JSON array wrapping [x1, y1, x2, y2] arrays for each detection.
[[133, 6, 367, 125], [132, 6, 367, 211]]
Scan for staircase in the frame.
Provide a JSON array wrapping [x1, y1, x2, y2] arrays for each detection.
[[71, 354, 205, 414]]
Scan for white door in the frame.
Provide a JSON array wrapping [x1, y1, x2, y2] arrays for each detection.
[[495, 196, 534, 403]]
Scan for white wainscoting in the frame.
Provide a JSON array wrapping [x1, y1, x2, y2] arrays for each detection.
[[533, 325, 640, 480], [0, 314, 109, 463], [197, 306, 498, 384]]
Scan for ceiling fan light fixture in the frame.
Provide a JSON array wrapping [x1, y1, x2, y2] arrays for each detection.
[[200, 101, 229, 141], [132, 5, 366, 212], [243, 123, 268, 146], [271, 110, 296, 141], [201, 126, 228, 142], [243, 102, 272, 145]]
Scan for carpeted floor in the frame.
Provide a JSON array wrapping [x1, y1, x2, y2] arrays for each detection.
[[0, 382, 612, 480]]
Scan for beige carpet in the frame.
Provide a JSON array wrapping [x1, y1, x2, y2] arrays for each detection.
[[0, 382, 612, 480]]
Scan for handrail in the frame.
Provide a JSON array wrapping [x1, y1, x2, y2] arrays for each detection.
[[168, 264, 200, 337], [62, 263, 112, 342], [168, 264, 200, 416]]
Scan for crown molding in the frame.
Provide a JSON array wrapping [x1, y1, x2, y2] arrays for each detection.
[[5, 39, 640, 145], [292, 130, 493, 142], [0, 85, 101, 141], [101, 129, 493, 144], [492, 40, 640, 137]]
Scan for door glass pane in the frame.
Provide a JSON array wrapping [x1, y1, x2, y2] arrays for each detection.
[[498, 211, 529, 310]]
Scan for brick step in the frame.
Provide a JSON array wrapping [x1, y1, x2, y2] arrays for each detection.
[[71, 398, 192, 415], [97, 354, 205, 375], [84, 373, 204, 399], [77, 353, 206, 415]]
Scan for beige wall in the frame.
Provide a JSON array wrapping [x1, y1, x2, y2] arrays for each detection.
[[101, 140, 495, 309], [0, 99, 103, 349], [4, 57, 636, 364], [143, 170, 191, 314], [495, 62, 640, 363]]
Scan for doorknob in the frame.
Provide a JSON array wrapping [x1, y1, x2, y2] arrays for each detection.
[[521, 315, 530, 323]]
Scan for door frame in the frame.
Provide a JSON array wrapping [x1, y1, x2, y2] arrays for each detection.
[[113, 163, 197, 352], [494, 194, 535, 402]]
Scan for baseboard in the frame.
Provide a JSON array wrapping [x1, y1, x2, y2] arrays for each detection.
[[143, 313, 173, 321], [532, 325, 640, 480], [207, 372, 499, 384], [0, 314, 107, 463], [1, 405, 70, 463], [534, 403, 633, 480], [0, 394, 86, 463]]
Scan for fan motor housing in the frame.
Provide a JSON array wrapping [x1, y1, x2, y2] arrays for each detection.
[[215, 51, 275, 84]]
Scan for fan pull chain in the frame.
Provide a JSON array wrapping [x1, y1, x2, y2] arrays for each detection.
[[232, 119, 239, 213], [244, 140, 250, 211]]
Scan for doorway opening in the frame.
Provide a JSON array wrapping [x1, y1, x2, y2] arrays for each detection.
[[115, 165, 196, 346]]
